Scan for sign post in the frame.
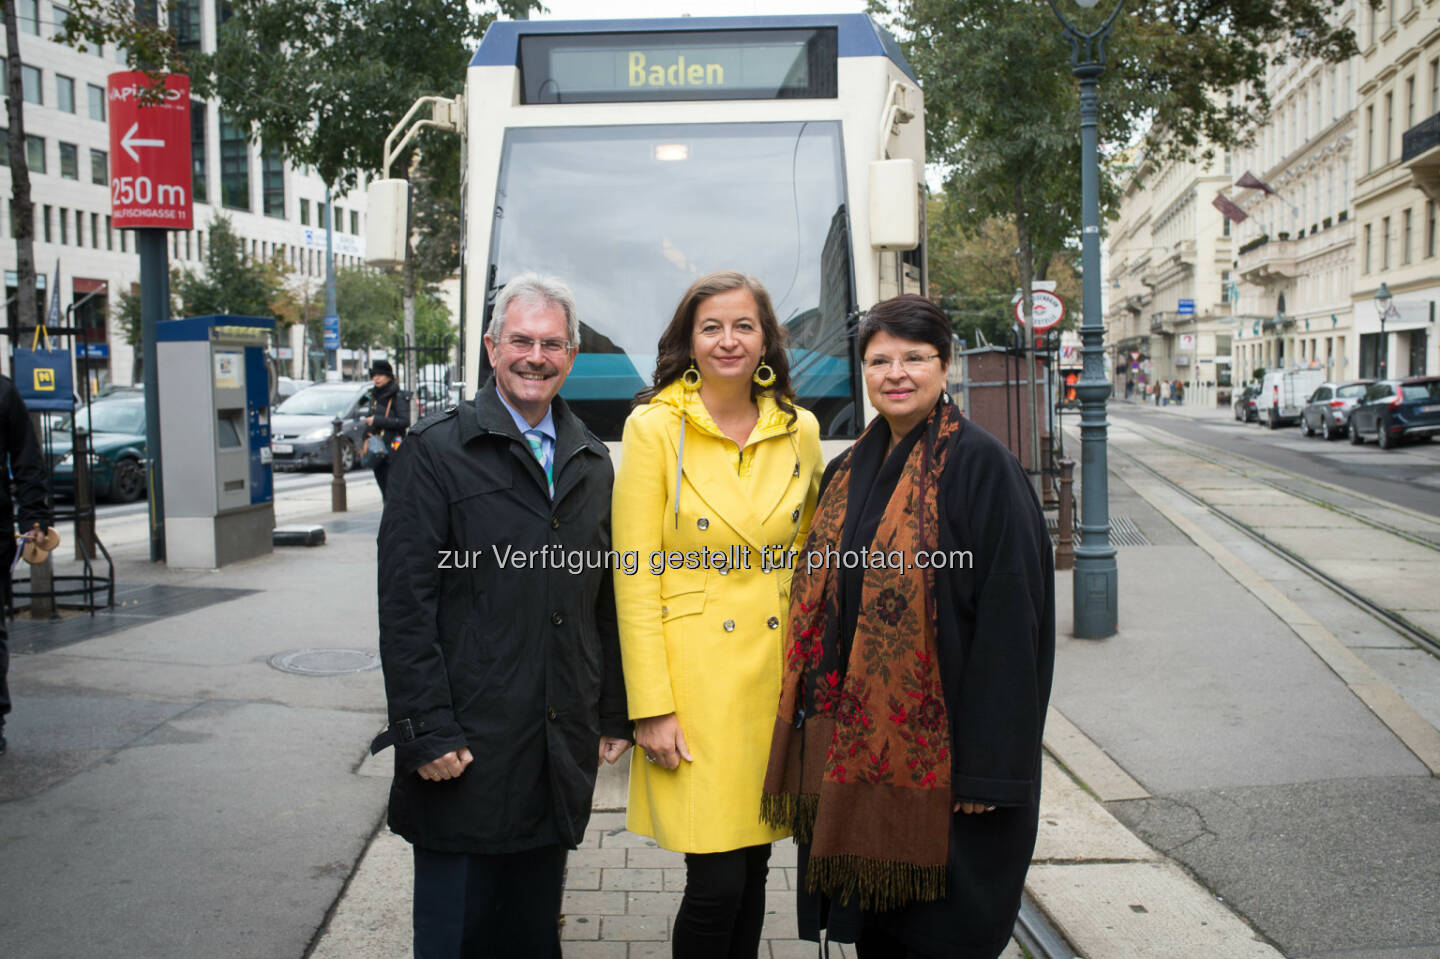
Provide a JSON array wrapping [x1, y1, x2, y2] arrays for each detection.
[[108, 71, 193, 562]]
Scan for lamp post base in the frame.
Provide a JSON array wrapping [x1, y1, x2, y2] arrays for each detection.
[[1072, 552, 1118, 639]]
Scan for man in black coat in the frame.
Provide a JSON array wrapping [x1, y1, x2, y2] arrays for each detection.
[[363, 359, 409, 498], [0, 374, 53, 755], [373, 273, 630, 958]]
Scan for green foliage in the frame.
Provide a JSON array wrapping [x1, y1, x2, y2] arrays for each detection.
[[328, 268, 454, 352], [191, 0, 530, 192], [873, 0, 1370, 328], [114, 286, 142, 347], [173, 214, 281, 318]]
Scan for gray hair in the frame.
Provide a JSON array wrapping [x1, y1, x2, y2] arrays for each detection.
[[490, 273, 580, 346]]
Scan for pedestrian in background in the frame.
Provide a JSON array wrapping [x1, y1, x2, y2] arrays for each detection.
[[612, 270, 824, 958], [1173, 379, 1185, 405], [363, 359, 409, 497], [372, 274, 631, 958], [0, 374, 53, 756], [763, 295, 1054, 959], [1161, 379, 1172, 406]]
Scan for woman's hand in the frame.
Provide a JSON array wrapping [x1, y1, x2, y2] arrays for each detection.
[[954, 801, 997, 814], [634, 713, 693, 771]]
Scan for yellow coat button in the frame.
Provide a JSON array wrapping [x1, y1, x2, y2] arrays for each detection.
[[767, 616, 780, 629], [697, 518, 709, 530], [723, 619, 735, 632]]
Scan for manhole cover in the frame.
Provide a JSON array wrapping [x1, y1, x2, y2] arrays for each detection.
[[268, 648, 381, 676]]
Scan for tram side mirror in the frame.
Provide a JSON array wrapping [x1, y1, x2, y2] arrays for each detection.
[[868, 159, 919, 251], [366, 178, 411, 269]]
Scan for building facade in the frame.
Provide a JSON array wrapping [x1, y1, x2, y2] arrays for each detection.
[[1352, 0, 1438, 379], [1105, 146, 1234, 406], [1230, 10, 1358, 386], [1, 0, 367, 388]]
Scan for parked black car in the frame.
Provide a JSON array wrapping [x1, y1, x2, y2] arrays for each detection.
[[1347, 377, 1440, 449], [1300, 380, 1373, 440], [1233, 385, 1261, 422]]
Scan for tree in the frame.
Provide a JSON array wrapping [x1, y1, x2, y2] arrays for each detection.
[[872, 0, 1372, 330], [331, 267, 454, 354], [4, 1, 41, 338], [173, 214, 282, 318]]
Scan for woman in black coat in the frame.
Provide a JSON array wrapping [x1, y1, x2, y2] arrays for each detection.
[[762, 295, 1054, 958]]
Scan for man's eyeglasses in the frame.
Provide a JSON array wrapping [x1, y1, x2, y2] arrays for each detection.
[[863, 353, 941, 375], [500, 335, 573, 355]]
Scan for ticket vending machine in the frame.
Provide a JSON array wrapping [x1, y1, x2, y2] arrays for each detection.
[[156, 315, 276, 568]]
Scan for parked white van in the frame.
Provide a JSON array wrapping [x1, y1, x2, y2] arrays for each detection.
[[1258, 367, 1326, 429]]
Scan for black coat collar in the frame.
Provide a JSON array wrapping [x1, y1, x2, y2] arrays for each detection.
[[463, 378, 607, 498]]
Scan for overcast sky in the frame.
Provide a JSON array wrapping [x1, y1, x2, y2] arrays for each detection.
[[534, 1, 870, 21]]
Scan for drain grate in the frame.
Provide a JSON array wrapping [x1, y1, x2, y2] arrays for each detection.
[[1048, 514, 1152, 547], [268, 648, 381, 676]]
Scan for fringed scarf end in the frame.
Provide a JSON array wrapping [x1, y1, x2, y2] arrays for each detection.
[[804, 854, 947, 913], [759, 792, 818, 842]]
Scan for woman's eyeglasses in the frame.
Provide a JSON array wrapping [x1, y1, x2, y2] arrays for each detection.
[[863, 353, 941, 375]]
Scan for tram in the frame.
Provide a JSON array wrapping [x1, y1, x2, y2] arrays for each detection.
[[369, 14, 927, 438]]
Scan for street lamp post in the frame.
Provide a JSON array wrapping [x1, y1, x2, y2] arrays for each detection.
[[1374, 282, 1392, 379], [1048, 0, 1125, 639]]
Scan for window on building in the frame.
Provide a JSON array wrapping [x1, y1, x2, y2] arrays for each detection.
[[90, 149, 107, 185], [120, 228, 127, 253], [219, 111, 250, 210], [334, 205, 345, 232], [190, 101, 208, 204], [26, 135, 45, 173], [59, 207, 68, 245], [1431, 58, 1439, 113], [317, 200, 327, 229], [90, 212, 99, 249], [1366, 105, 1375, 171], [1382, 216, 1391, 269], [350, 210, 358, 235], [42, 204, 53, 242], [58, 142, 78, 179], [299, 198, 310, 226], [169, 0, 202, 53], [1429, 200, 1437, 258], [1406, 76, 1416, 129], [1384, 91, 1394, 164], [20, 0, 39, 35], [87, 83, 104, 121], [1403, 208, 1413, 264], [56, 74, 75, 113], [262, 145, 285, 218], [22, 65, 42, 104], [1364, 223, 1372, 272], [74, 209, 83, 247], [105, 215, 112, 251]]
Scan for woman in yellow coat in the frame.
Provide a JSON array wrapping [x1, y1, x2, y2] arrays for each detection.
[[613, 270, 823, 957]]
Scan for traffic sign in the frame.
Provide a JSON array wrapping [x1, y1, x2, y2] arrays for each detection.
[[1177, 298, 1195, 315], [323, 314, 340, 350], [1014, 290, 1066, 331], [107, 72, 193, 229]]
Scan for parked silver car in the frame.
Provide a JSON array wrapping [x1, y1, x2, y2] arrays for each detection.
[[1300, 380, 1373, 440], [270, 381, 372, 471]]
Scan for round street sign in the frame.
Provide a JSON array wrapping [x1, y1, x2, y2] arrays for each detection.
[[1014, 291, 1066, 331]]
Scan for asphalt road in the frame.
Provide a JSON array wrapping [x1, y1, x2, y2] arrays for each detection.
[[1107, 404, 1440, 518]]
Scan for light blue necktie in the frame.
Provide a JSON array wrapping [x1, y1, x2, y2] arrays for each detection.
[[524, 429, 553, 495]]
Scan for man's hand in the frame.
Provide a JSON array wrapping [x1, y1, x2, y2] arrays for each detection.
[[598, 736, 631, 766], [634, 713, 692, 770], [365, 415, 375, 427], [418, 747, 473, 782]]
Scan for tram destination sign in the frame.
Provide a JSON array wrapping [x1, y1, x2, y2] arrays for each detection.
[[520, 28, 838, 103], [107, 72, 193, 229]]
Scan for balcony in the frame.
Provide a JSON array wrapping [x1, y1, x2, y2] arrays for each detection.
[[1401, 111, 1440, 202], [1236, 233, 1297, 286]]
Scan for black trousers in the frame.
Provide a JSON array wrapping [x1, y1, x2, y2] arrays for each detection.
[[673, 843, 771, 959], [373, 458, 392, 498], [412, 844, 566, 959]]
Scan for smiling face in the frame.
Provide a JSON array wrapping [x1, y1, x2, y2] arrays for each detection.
[[483, 297, 576, 426], [690, 287, 765, 387], [862, 329, 945, 437]]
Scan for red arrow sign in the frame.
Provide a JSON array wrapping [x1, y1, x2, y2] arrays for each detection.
[[107, 72, 193, 229]]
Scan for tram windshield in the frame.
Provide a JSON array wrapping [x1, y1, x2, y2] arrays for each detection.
[[487, 120, 857, 437]]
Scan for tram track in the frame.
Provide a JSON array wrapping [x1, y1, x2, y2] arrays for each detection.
[[1103, 434, 1440, 659], [1013, 895, 1080, 959]]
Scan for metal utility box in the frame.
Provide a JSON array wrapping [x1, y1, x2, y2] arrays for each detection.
[[156, 315, 276, 568]]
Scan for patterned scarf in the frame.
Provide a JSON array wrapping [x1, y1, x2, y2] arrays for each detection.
[[761, 400, 962, 911]]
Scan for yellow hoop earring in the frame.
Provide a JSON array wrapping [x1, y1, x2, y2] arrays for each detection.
[[752, 363, 776, 388], [681, 362, 702, 391]]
